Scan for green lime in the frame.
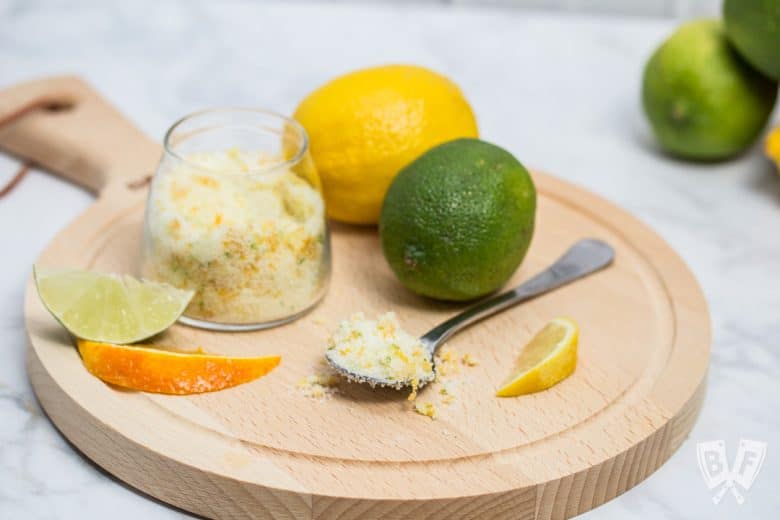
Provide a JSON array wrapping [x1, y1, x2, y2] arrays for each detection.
[[34, 265, 193, 344], [725, 0, 780, 80], [642, 19, 777, 160], [379, 138, 536, 301]]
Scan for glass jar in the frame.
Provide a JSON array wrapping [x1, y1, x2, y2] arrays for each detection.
[[141, 108, 330, 331]]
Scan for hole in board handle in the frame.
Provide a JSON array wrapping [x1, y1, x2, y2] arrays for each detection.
[[42, 99, 76, 112]]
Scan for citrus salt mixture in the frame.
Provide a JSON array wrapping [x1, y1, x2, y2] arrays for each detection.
[[325, 312, 434, 389], [143, 148, 327, 324]]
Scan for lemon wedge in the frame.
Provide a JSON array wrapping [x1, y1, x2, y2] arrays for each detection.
[[34, 265, 193, 344], [496, 317, 578, 397]]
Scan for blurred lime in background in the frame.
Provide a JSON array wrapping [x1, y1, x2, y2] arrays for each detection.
[[642, 19, 777, 161], [724, 0, 780, 80]]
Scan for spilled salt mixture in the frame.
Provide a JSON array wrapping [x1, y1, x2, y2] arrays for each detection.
[[412, 346, 479, 420], [296, 315, 343, 401], [414, 401, 437, 419], [296, 360, 341, 401], [297, 373, 340, 400]]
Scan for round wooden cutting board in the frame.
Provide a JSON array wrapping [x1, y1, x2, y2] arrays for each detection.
[[1, 77, 710, 519]]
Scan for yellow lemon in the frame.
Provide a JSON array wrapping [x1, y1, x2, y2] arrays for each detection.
[[293, 65, 478, 224], [766, 126, 780, 171], [496, 318, 578, 397]]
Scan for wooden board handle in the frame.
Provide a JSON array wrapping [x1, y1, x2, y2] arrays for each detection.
[[0, 76, 160, 193]]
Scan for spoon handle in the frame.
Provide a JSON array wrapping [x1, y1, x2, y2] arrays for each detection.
[[419, 238, 615, 352]]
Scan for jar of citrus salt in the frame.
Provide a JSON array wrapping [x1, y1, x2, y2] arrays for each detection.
[[141, 108, 330, 331]]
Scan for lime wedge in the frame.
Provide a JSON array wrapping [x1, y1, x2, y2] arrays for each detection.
[[34, 265, 193, 344]]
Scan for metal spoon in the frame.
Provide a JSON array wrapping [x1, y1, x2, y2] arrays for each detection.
[[326, 238, 615, 389]]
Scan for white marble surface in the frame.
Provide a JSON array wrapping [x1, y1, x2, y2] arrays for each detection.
[[454, 0, 720, 18], [1, 1, 778, 518]]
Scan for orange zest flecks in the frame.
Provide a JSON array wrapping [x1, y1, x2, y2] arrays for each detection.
[[77, 339, 280, 395], [195, 175, 220, 188]]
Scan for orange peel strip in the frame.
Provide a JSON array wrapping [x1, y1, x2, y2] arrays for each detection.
[[77, 339, 281, 395]]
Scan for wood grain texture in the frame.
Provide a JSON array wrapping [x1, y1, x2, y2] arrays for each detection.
[[1, 77, 711, 519]]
